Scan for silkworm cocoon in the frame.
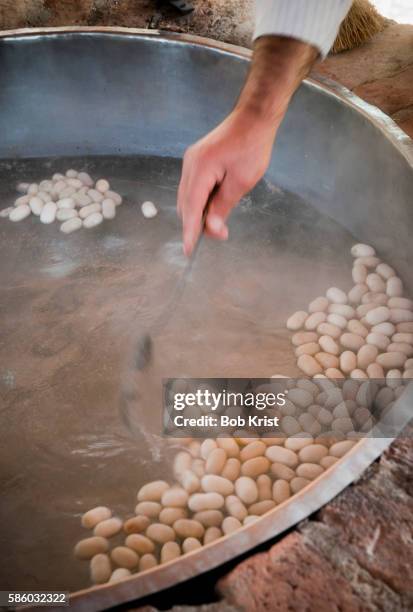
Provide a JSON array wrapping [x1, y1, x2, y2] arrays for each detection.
[[222, 516, 242, 534], [290, 477, 311, 494], [180, 470, 200, 494], [106, 190, 122, 205], [141, 201, 158, 218], [270, 463, 295, 481], [135, 501, 162, 518], [352, 264, 367, 283], [388, 342, 413, 356], [83, 212, 103, 228], [102, 198, 116, 219], [361, 292, 387, 305], [376, 352, 406, 369], [160, 541, 181, 564], [329, 440, 356, 457], [296, 463, 324, 480], [78, 172, 94, 187], [188, 493, 224, 512], [376, 263, 395, 280], [29, 196, 44, 215], [265, 446, 298, 467], [9, 204, 31, 221], [308, 296, 329, 313], [192, 510, 224, 527], [240, 441, 266, 461], [216, 437, 240, 458], [110, 546, 138, 570], [66, 178, 83, 189], [351, 244, 375, 257], [365, 306, 390, 326], [38, 191, 52, 203], [182, 537, 202, 553], [296, 342, 320, 357], [347, 319, 368, 338], [357, 345, 378, 370], [88, 189, 104, 203], [17, 182, 30, 193], [123, 515, 151, 534], [204, 448, 226, 474], [90, 554, 111, 584], [201, 475, 234, 496], [286, 311, 307, 331], [161, 488, 189, 508], [74, 537, 109, 560], [82, 506, 112, 529], [57, 208, 78, 222], [40, 202, 57, 224], [366, 273, 386, 293], [125, 534, 155, 554], [327, 313, 347, 329], [79, 203, 101, 219], [138, 480, 169, 502], [390, 309, 413, 324], [57, 197, 76, 209], [348, 284, 368, 305], [60, 218, 82, 234], [272, 479, 291, 503], [248, 500, 276, 515], [159, 507, 187, 525], [240, 457, 270, 478], [326, 287, 347, 304], [139, 555, 157, 572], [173, 519, 205, 539], [146, 523, 176, 544], [0, 207, 13, 218], [96, 178, 110, 193], [292, 331, 318, 346], [109, 568, 131, 582], [298, 444, 328, 464], [305, 312, 326, 330], [328, 304, 355, 319], [27, 183, 39, 195], [234, 477, 258, 505], [204, 527, 222, 544], [94, 518, 122, 538], [317, 323, 342, 339], [340, 333, 365, 352], [318, 336, 340, 355], [386, 277, 403, 297], [221, 458, 241, 481]]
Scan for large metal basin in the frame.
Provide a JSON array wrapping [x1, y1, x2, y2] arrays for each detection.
[[0, 28, 412, 611]]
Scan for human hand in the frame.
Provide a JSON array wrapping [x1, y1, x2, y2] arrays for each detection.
[[177, 108, 279, 256], [177, 36, 317, 256]]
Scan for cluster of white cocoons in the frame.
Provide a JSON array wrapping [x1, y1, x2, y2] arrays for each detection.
[[287, 243, 413, 382], [75, 426, 359, 586], [72, 242, 412, 588], [0, 170, 123, 233]]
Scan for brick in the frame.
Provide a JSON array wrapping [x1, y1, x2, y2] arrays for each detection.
[[217, 532, 362, 611]]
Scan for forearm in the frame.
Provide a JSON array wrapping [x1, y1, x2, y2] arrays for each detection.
[[235, 36, 318, 126]]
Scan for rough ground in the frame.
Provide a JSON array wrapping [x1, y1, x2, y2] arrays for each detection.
[[1, 2, 413, 610]]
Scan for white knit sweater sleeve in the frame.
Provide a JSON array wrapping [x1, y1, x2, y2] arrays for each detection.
[[254, 0, 352, 58]]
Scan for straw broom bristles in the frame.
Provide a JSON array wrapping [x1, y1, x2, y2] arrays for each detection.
[[332, 0, 387, 54]]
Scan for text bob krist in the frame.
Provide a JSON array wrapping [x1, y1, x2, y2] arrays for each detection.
[[172, 388, 287, 411]]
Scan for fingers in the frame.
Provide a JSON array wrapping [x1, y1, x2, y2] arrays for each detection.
[[205, 176, 245, 240], [177, 149, 220, 256]]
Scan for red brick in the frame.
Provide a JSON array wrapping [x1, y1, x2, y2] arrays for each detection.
[[217, 532, 362, 612]]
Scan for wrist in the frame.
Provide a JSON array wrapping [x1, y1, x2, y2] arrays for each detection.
[[235, 35, 318, 124]]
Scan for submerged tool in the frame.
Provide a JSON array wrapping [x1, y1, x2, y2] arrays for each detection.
[[135, 201, 211, 371]]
